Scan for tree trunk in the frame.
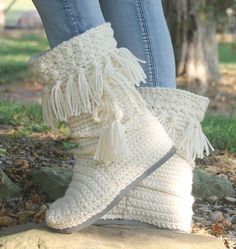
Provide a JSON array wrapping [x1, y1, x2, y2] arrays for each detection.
[[163, 0, 220, 88]]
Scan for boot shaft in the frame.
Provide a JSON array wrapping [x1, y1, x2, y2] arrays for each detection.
[[138, 87, 214, 160], [29, 23, 150, 163]]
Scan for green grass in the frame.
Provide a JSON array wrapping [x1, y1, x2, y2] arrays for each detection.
[[0, 34, 49, 84], [0, 100, 71, 136], [203, 116, 236, 153], [5, 0, 36, 26], [0, 100, 48, 134], [219, 40, 236, 67]]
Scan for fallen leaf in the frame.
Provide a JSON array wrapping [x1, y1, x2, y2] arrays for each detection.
[[17, 211, 35, 224], [211, 223, 225, 236], [223, 219, 232, 228], [0, 216, 17, 227], [33, 205, 47, 223], [31, 193, 41, 204], [15, 159, 29, 169]]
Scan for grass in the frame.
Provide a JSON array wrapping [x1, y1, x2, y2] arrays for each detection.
[[0, 100, 71, 137], [0, 34, 49, 84], [0, 100, 48, 134], [203, 115, 236, 153], [218, 40, 236, 68]]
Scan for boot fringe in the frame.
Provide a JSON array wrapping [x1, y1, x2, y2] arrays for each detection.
[[158, 112, 214, 160], [94, 106, 129, 163], [42, 48, 146, 162], [158, 111, 178, 143], [42, 48, 146, 128], [179, 118, 214, 160]]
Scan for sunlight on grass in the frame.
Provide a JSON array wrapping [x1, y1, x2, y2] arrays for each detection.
[[219, 40, 236, 67], [203, 116, 236, 153], [0, 100, 47, 133], [0, 34, 49, 84], [220, 64, 236, 70], [0, 100, 70, 136]]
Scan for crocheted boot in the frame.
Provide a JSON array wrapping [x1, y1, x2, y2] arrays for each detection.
[[100, 87, 214, 232], [29, 24, 175, 233]]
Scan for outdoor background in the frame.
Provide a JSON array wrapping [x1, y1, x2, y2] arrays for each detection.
[[0, 0, 236, 248]]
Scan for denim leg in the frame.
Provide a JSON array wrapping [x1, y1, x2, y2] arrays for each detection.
[[33, 0, 105, 48], [99, 0, 176, 88]]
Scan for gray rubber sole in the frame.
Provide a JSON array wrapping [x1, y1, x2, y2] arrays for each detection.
[[95, 219, 157, 229], [52, 146, 176, 234], [94, 219, 189, 234]]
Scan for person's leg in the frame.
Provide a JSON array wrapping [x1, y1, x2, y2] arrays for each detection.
[[99, 0, 176, 88], [33, 0, 105, 48]]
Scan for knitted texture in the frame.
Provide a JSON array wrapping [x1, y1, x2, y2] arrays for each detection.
[[102, 88, 212, 232], [30, 23, 147, 131], [29, 24, 175, 231], [105, 172, 194, 232], [138, 87, 214, 160], [48, 113, 173, 230], [103, 155, 194, 232]]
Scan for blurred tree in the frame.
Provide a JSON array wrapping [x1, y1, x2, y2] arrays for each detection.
[[163, 0, 236, 87], [4, 0, 18, 14], [0, 0, 5, 29]]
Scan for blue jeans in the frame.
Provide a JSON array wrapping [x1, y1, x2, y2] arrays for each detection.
[[33, 0, 176, 88]]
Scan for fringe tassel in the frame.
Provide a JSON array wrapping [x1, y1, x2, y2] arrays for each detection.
[[158, 111, 177, 143], [42, 66, 104, 127], [41, 87, 58, 128], [41, 49, 145, 164], [91, 63, 104, 105], [77, 72, 92, 113], [66, 75, 79, 116], [115, 48, 147, 86], [94, 104, 129, 163], [179, 118, 214, 160], [50, 82, 69, 121], [104, 55, 146, 109]]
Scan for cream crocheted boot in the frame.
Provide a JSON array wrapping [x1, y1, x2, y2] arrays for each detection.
[[100, 87, 214, 232], [29, 24, 175, 233]]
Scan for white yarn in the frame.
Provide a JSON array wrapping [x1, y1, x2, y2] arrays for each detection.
[[104, 177, 194, 233], [46, 112, 173, 230], [50, 82, 68, 122], [103, 87, 212, 232], [94, 106, 129, 162], [158, 111, 178, 143], [179, 118, 214, 160], [31, 24, 147, 163], [115, 47, 146, 86], [103, 153, 194, 232], [41, 87, 57, 128], [139, 87, 214, 161], [158, 111, 214, 160], [30, 24, 147, 129], [30, 24, 174, 230], [66, 74, 80, 115]]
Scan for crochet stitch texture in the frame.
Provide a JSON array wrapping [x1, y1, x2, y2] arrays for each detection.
[[29, 24, 175, 232], [102, 88, 213, 232]]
